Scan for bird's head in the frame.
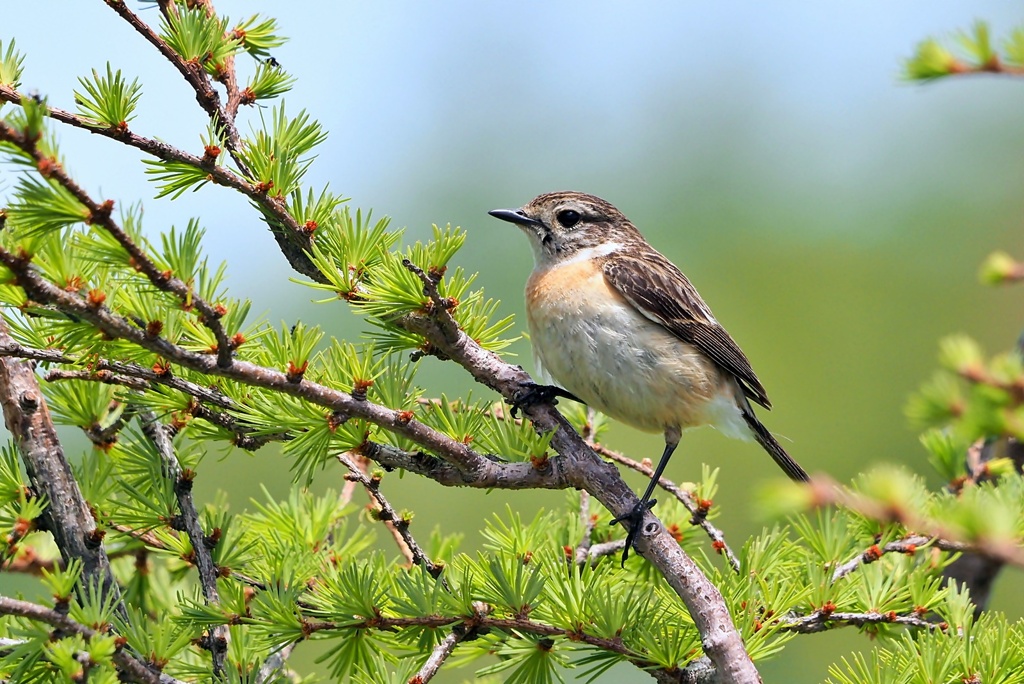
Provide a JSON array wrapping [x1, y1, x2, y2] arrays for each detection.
[[489, 191, 641, 267]]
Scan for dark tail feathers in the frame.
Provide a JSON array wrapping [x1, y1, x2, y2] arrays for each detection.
[[741, 409, 810, 483]]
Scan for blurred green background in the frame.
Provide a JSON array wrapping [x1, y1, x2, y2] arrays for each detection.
[[5, 2, 1024, 682]]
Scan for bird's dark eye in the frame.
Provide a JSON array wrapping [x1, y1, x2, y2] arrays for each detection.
[[556, 209, 582, 228]]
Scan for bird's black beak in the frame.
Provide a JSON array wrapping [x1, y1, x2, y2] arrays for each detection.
[[488, 208, 543, 228]]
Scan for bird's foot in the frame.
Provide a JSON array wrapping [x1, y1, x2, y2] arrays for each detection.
[[610, 498, 658, 566], [508, 382, 581, 418]]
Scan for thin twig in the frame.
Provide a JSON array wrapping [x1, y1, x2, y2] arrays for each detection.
[[337, 452, 445, 578], [304, 612, 650, 667], [109, 523, 165, 549], [138, 411, 227, 677], [831, 535, 970, 582], [0, 595, 180, 684], [587, 539, 627, 563], [942, 58, 1024, 78], [80, 400, 136, 449], [403, 259, 461, 344], [46, 368, 150, 392], [0, 83, 320, 281], [102, 0, 244, 157], [0, 119, 235, 368], [1, 542, 147, 576], [778, 609, 943, 634], [589, 442, 741, 573], [342, 452, 415, 566], [36, 355, 236, 411], [188, 402, 291, 450], [44, 364, 287, 449], [574, 489, 595, 566], [808, 476, 1024, 570]]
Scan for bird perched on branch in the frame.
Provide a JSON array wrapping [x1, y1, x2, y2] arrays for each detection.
[[489, 191, 809, 562]]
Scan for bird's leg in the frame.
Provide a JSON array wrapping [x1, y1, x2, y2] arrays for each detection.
[[509, 381, 582, 418], [610, 430, 680, 565]]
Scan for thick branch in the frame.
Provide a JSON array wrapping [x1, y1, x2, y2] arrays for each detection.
[[0, 316, 125, 616]]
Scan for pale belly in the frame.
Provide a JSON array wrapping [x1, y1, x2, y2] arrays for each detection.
[[525, 259, 749, 439]]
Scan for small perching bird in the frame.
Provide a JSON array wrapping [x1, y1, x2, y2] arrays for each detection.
[[489, 191, 809, 562]]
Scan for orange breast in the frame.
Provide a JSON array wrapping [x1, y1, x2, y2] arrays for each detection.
[[525, 257, 622, 314]]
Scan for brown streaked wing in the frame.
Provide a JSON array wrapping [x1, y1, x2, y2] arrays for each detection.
[[602, 250, 772, 409]]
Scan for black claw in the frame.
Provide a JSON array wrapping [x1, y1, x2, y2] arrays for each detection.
[[610, 499, 658, 565], [508, 382, 582, 418]]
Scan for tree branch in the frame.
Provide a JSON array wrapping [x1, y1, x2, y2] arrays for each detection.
[[0, 119, 236, 368], [91, 6, 322, 280], [0, 249, 578, 496], [102, 0, 244, 157], [412, 627, 468, 683], [574, 489, 596, 566], [0, 83, 321, 281], [254, 643, 295, 684], [337, 452, 445, 578], [395, 310, 760, 681], [0, 315, 125, 618], [0, 339, 573, 489], [589, 442, 741, 574], [778, 609, 942, 634], [809, 476, 1024, 570], [138, 411, 227, 677], [0, 595, 178, 684], [831, 535, 969, 582]]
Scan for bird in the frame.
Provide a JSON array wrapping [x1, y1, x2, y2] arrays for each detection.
[[488, 191, 809, 562]]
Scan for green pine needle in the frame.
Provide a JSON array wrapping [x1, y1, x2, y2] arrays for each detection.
[[0, 38, 25, 88], [143, 159, 213, 199], [904, 38, 960, 81], [160, 7, 240, 77], [232, 15, 287, 59], [245, 60, 295, 101], [74, 64, 142, 129], [6, 175, 89, 238]]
